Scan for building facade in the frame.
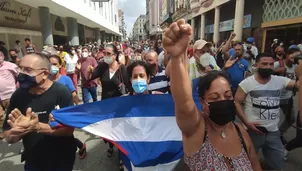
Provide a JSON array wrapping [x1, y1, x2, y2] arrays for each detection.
[[118, 9, 127, 41], [149, 0, 163, 38], [0, 0, 121, 51], [145, 0, 150, 39], [132, 15, 147, 41], [261, 0, 302, 52]]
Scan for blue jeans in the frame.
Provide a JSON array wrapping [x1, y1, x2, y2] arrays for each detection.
[[24, 163, 73, 171], [248, 130, 284, 170], [82, 86, 97, 104]]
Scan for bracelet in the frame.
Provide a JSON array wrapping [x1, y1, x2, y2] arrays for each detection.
[[36, 123, 41, 133]]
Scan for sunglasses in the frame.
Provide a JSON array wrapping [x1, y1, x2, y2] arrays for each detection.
[[104, 51, 114, 56]]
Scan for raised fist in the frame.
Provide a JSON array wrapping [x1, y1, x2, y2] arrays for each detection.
[[162, 19, 192, 58]]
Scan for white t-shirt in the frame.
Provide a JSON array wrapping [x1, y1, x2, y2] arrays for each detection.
[[187, 56, 220, 80], [239, 75, 291, 131], [274, 60, 296, 100], [158, 51, 165, 68], [65, 54, 78, 74]]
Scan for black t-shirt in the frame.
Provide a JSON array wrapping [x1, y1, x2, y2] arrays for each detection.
[[3, 82, 76, 168], [91, 62, 131, 99]]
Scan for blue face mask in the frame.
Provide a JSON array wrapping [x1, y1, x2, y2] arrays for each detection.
[[132, 79, 147, 94], [17, 73, 38, 89], [50, 65, 59, 75]]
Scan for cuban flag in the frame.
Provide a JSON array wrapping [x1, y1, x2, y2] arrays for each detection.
[[50, 94, 202, 171]]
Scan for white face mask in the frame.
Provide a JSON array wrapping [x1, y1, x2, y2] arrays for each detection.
[[104, 56, 113, 64], [82, 52, 89, 58], [199, 53, 211, 67], [71, 50, 76, 54]]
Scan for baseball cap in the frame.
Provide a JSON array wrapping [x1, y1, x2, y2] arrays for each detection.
[[193, 40, 212, 51], [246, 37, 255, 44]]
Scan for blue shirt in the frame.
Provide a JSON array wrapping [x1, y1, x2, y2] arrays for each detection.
[[226, 54, 248, 91], [57, 75, 76, 93], [192, 78, 202, 110]]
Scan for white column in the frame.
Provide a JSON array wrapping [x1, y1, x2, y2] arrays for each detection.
[[213, 7, 220, 44], [233, 0, 245, 41], [200, 14, 205, 39], [191, 17, 195, 41]]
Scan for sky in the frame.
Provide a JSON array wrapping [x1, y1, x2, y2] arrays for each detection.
[[117, 0, 146, 36]]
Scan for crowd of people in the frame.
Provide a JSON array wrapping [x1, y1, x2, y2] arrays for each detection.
[[1, 19, 302, 171]]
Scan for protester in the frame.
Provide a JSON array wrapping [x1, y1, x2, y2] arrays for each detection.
[[65, 46, 79, 92], [87, 44, 131, 170], [77, 46, 99, 104], [0, 51, 18, 139], [163, 19, 261, 171], [235, 53, 299, 170], [2, 52, 77, 170], [145, 51, 170, 93]]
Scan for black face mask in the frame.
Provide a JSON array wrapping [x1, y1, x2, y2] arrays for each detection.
[[148, 63, 157, 69], [17, 73, 38, 89], [207, 100, 236, 126], [258, 68, 273, 79], [11, 55, 17, 60]]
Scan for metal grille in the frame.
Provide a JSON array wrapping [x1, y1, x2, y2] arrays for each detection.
[[263, 0, 302, 22]]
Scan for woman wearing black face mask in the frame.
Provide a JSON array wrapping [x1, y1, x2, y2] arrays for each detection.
[[163, 20, 261, 171]]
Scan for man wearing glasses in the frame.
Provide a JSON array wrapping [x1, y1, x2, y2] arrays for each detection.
[[2, 53, 77, 171]]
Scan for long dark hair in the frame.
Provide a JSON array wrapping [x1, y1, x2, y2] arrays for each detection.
[[106, 44, 120, 63]]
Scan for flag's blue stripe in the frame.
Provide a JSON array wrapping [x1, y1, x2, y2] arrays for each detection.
[[117, 141, 183, 167], [51, 94, 202, 129]]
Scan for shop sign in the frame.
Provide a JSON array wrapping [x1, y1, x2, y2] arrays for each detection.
[[0, 0, 40, 29], [205, 14, 252, 33], [191, 0, 231, 18]]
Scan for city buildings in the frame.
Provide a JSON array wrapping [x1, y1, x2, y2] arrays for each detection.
[[132, 15, 147, 41], [0, 0, 122, 51], [145, 0, 150, 38], [149, 0, 162, 39], [118, 9, 127, 41]]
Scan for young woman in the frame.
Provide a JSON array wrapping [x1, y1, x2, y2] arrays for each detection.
[[126, 60, 163, 95], [65, 46, 79, 92], [163, 20, 261, 171], [49, 55, 86, 159], [87, 44, 131, 170]]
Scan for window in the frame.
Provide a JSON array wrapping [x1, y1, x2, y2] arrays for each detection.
[[89, 0, 91, 7], [94, 2, 96, 10], [115, 15, 117, 22]]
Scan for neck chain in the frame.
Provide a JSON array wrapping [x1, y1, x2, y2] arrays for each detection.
[[221, 123, 230, 139]]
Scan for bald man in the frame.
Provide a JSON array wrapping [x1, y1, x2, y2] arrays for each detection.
[[2, 53, 77, 170], [145, 51, 170, 93]]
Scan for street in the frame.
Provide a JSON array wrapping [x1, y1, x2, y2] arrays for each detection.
[[1, 91, 302, 170]]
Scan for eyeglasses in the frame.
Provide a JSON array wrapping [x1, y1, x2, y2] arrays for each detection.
[[17, 66, 46, 75], [104, 51, 113, 56]]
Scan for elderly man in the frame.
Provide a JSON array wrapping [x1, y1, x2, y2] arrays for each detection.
[[0, 52, 18, 139], [2, 53, 77, 171], [165, 39, 220, 80]]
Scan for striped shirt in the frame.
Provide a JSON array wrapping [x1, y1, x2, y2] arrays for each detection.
[[148, 66, 170, 93]]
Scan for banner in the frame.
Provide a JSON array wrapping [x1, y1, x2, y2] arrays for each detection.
[[205, 14, 252, 33]]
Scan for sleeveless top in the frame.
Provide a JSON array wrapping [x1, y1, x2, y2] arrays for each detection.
[[184, 123, 253, 171]]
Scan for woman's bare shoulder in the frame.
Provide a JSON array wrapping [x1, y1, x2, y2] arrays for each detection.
[[151, 91, 164, 94]]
